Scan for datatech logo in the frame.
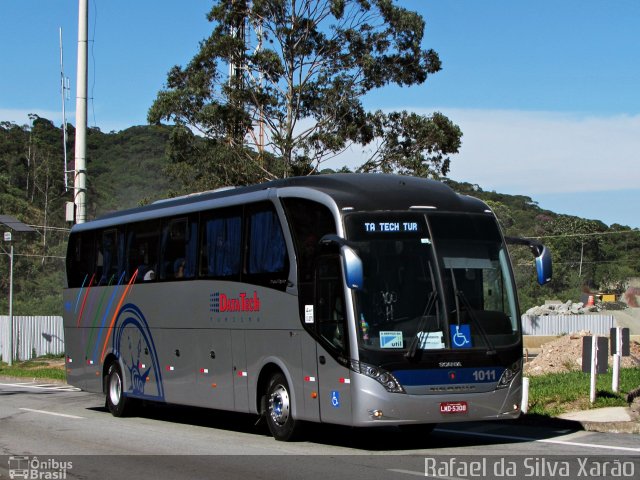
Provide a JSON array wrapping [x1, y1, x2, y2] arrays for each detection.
[[210, 291, 261, 313]]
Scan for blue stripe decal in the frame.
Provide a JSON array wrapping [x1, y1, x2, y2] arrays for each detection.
[[393, 367, 505, 386]]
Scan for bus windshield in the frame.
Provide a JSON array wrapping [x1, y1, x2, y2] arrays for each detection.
[[345, 212, 519, 360]]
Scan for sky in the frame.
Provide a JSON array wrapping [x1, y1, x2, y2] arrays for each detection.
[[1, 0, 639, 228]]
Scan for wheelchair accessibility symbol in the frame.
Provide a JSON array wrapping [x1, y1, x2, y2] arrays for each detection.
[[331, 390, 340, 408], [450, 324, 472, 349]]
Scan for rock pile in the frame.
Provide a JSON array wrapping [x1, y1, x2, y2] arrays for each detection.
[[525, 300, 594, 316], [525, 299, 629, 316]]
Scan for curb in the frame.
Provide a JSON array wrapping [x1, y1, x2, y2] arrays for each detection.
[[501, 407, 640, 435], [566, 398, 640, 434], [579, 420, 640, 434], [509, 417, 640, 434], [0, 375, 67, 384]]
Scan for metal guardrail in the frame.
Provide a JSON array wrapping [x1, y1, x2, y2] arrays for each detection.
[[0, 316, 64, 362], [521, 314, 615, 336]]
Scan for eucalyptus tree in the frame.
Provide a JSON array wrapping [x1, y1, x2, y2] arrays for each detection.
[[149, 0, 461, 185]]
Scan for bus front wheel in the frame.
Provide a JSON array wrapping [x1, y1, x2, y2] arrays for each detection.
[[105, 362, 132, 417], [265, 373, 301, 441]]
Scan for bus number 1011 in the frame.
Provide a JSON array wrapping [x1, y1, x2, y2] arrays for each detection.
[[472, 369, 497, 382]]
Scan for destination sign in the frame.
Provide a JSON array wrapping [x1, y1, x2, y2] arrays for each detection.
[[364, 222, 419, 233], [346, 213, 428, 241]]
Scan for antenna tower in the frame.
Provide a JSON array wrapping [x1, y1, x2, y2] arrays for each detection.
[[59, 28, 71, 191]]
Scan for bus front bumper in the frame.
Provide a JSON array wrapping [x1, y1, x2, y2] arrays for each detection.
[[350, 374, 523, 427]]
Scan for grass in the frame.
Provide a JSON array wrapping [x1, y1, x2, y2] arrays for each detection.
[[0, 354, 66, 381], [527, 367, 640, 417]]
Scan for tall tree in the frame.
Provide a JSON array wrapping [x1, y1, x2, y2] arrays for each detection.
[[148, 0, 462, 184]]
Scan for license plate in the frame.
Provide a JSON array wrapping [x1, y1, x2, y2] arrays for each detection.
[[439, 401, 468, 414]]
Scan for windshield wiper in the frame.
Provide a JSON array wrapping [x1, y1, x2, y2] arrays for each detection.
[[455, 289, 497, 356], [405, 291, 438, 360]]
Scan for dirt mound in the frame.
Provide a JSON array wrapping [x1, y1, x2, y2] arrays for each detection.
[[525, 330, 640, 376]]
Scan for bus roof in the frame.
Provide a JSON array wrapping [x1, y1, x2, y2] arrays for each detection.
[[72, 174, 489, 232]]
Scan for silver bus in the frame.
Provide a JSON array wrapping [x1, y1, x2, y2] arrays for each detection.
[[63, 174, 551, 441]]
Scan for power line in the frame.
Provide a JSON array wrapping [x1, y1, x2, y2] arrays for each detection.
[[525, 230, 639, 240], [0, 253, 65, 260], [27, 224, 71, 232], [516, 259, 632, 267]]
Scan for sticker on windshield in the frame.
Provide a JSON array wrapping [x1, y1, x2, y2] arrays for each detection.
[[417, 331, 445, 349], [380, 331, 404, 349], [450, 324, 472, 348], [304, 305, 314, 324]]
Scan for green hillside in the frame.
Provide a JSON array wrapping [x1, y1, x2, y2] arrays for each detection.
[[0, 117, 638, 316]]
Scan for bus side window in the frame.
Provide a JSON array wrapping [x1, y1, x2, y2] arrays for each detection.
[[200, 209, 242, 279], [160, 217, 198, 280], [244, 203, 289, 290], [125, 221, 161, 282], [100, 229, 120, 285], [280, 197, 337, 324], [315, 255, 348, 354], [67, 231, 95, 288]]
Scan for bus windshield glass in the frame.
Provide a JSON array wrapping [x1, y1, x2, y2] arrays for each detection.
[[345, 212, 519, 359]]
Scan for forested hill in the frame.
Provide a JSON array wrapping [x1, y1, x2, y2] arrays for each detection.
[[1, 117, 174, 220], [86, 124, 174, 215], [0, 117, 638, 315]]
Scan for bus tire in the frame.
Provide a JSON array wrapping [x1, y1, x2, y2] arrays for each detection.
[[265, 372, 301, 441], [106, 362, 132, 417]]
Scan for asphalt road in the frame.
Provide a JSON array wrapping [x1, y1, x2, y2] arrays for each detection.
[[0, 381, 638, 480]]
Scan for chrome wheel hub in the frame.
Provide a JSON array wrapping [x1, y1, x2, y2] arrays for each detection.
[[109, 370, 122, 405], [268, 384, 290, 426]]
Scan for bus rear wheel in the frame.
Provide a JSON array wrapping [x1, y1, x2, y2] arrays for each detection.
[[265, 373, 301, 441], [105, 362, 133, 417]]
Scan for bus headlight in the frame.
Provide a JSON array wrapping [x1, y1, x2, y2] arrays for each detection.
[[349, 360, 405, 393], [496, 360, 521, 389]]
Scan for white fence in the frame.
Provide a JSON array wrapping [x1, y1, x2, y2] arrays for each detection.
[[521, 314, 615, 336], [0, 316, 64, 362]]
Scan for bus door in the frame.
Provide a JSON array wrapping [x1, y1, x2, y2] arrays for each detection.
[[231, 330, 250, 412], [315, 255, 352, 424]]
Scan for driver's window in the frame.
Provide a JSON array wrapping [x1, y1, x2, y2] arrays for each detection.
[[316, 255, 348, 354]]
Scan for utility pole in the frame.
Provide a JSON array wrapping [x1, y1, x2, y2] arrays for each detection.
[[60, 28, 70, 192], [1, 216, 36, 365], [6, 237, 14, 366], [74, 0, 88, 224]]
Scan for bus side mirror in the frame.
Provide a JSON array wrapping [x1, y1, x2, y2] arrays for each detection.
[[319, 234, 363, 290], [342, 246, 363, 290], [534, 244, 552, 286], [505, 237, 552, 286]]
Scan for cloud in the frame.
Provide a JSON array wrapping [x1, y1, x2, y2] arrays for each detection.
[[323, 108, 640, 198], [433, 108, 640, 195]]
